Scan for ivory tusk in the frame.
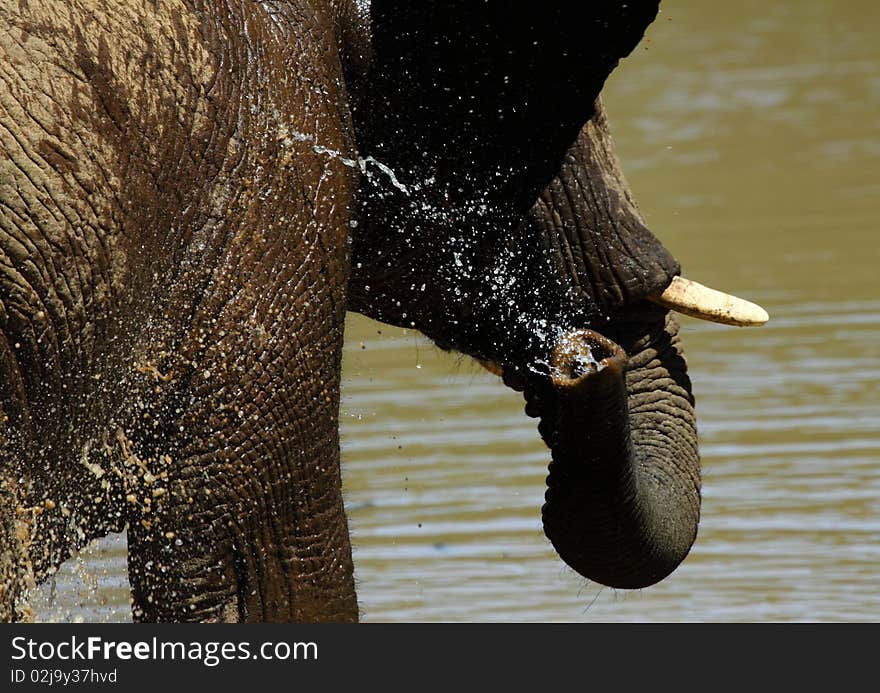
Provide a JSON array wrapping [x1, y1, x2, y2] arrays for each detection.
[[649, 276, 769, 327]]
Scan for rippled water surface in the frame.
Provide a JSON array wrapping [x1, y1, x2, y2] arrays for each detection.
[[34, 0, 879, 622]]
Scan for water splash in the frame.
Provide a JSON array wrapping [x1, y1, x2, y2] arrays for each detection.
[[279, 127, 411, 195]]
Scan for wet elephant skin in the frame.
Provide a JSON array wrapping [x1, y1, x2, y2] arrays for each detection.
[[0, 0, 363, 622]]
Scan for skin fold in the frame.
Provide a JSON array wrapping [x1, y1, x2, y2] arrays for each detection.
[[1, 0, 703, 621]]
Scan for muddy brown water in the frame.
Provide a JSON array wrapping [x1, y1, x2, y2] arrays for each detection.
[[33, 1, 879, 622]]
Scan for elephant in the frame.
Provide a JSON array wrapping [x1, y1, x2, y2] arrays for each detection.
[[0, 0, 767, 622]]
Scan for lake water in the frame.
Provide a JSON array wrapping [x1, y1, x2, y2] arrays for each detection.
[[33, 0, 879, 622]]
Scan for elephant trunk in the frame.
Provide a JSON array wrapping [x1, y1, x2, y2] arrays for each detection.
[[529, 309, 700, 589]]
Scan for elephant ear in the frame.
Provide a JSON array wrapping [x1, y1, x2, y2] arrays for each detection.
[[359, 0, 662, 211]]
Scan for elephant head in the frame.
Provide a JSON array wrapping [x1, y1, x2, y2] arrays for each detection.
[[349, 1, 768, 588]]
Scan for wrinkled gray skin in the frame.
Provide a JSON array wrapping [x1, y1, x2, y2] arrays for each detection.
[[1, 0, 701, 622]]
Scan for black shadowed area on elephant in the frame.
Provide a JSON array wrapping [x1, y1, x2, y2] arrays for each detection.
[[0, 0, 768, 622]]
